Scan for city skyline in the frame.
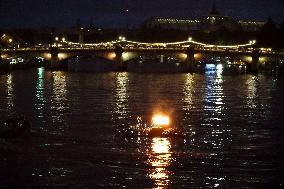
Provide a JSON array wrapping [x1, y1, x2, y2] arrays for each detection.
[[0, 0, 284, 29]]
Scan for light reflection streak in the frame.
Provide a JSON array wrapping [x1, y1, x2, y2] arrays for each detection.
[[246, 76, 257, 111], [204, 63, 226, 149], [6, 74, 14, 111], [114, 72, 129, 120], [51, 71, 67, 126], [245, 76, 273, 122], [206, 176, 226, 188], [204, 64, 224, 117], [36, 68, 45, 119], [148, 137, 172, 188], [182, 74, 194, 111]]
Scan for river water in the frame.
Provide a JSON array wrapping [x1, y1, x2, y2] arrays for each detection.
[[0, 67, 284, 188]]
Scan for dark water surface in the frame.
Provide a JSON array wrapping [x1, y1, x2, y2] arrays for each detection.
[[0, 68, 284, 188]]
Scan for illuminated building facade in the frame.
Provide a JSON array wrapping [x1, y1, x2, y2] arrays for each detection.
[[143, 0, 265, 32]]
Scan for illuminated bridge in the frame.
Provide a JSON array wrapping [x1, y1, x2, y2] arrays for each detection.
[[1, 37, 283, 72]]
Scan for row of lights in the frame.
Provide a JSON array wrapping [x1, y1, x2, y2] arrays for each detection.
[[55, 35, 256, 49]]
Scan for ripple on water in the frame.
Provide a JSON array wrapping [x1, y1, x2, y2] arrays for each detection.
[[0, 70, 283, 188]]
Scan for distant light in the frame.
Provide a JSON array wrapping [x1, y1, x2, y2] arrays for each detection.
[[118, 36, 126, 41], [188, 37, 192, 42], [55, 37, 59, 41], [62, 37, 66, 42], [249, 40, 256, 45], [8, 38, 13, 43]]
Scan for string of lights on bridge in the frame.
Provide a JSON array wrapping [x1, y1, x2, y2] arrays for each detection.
[[54, 36, 258, 50]]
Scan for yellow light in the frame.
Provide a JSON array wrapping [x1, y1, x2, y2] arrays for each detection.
[[8, 38, 13, 43], [178, 53, 187, 60], [152, 114, 170, 127], [58, 53, 68, 60], [107, 52, 116, 59], [152, 137, 171, 154]]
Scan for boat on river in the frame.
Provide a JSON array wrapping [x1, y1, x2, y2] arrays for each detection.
[[119, 126, 192, 138], [119, 114, 192, 138]]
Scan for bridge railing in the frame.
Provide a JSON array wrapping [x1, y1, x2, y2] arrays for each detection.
[[2, 39, 282, 56]]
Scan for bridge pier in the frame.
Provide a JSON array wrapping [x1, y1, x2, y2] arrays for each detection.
[[186, 47, 196, 72], [50, 47, 60, 70], [250, 49, 260, 74], [115, 46, 126, 71], [79, 28, 84, 46]]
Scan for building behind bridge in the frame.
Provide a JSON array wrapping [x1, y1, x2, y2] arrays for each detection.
[[143, 0, 265, 33]]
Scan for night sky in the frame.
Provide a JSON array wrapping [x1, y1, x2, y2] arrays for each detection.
[[0, 0, 284, 29]]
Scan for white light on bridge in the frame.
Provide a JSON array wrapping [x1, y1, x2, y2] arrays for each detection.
[[108, 52, 116, 59], [58, 53, 68, 60], [188, 37, 192, 42], [118, 36, 126, 41], [249, 40, 256, 45]]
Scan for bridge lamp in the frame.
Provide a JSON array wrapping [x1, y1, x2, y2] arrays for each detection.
[[62, 37, 66, 42], [55, 37, 59, 41], [188, 37, 192, 42], [8, 38, 13, 43], [249, 40, 256, 45], [119, 36, 126, 41]]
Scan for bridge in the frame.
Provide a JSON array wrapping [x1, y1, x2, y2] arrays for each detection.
[[1, 37, 283, 72]]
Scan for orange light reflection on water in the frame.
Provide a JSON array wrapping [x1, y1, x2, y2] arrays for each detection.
[[148, 137, 172, 188]]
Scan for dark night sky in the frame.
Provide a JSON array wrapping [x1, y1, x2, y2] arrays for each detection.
[[0, 0, 284, 29]]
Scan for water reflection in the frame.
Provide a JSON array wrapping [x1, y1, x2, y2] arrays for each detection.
[[203, 64, 228, 149], [245, 75, 272, 122], [148, 137, 172, 188], [182, 74, 194, 111], [114, 72, 129, 122], [204, 64, 225, 119], [246, 76, 258, 110], [51, 71, 68, 127], [36, 68, 45, 119], [6, 74, 14, 111]]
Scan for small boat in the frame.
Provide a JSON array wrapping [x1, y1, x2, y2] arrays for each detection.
[[119, 114, 193, 138], [0, 115, 31, 139], [119, 126, 192, 138]]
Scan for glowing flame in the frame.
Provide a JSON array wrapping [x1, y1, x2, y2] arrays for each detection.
[[152, 114, 170, 127]]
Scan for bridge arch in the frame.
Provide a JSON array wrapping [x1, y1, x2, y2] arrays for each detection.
[[121, 51, 188, 63]]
